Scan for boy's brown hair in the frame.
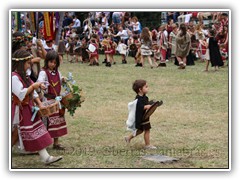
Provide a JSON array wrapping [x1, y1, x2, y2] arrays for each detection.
[[132, 79, 147, 93]]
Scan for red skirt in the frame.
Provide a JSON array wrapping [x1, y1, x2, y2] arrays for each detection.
[[16, 104, 53, 152], [104, 50, 113, 54], [111, 49, 116, 55], [90, 52, 98, 58], [47, 113, 67, 138]]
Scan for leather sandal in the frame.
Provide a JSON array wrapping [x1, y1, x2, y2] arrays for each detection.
[[53, 144, 66, 150]]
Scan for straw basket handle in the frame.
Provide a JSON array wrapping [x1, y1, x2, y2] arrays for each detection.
[[41, 82, 62, 109]]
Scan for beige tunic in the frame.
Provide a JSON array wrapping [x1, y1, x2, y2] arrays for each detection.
[[175, 32, 191, 58]]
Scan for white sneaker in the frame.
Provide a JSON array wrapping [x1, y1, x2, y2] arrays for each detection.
[[144, 145, 157, 150], [45, 156, 63, 165]]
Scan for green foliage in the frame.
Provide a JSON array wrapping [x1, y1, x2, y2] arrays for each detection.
[[72, 85, 79, 93], [67, 95, 80, 116], [61, 80, 84, 116]]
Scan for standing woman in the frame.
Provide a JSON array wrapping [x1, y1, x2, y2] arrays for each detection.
[[140, 27, 153, 68], [175, 23, 191, 69], [101, 12, 109, 29]]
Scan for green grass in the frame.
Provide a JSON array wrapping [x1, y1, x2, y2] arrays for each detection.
[[12, 55, 229, 169]]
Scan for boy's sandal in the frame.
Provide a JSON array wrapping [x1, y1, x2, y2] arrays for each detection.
[[144, 145, 157, 150], [124, 137, 130, 144], [53, 144, 66, 150]]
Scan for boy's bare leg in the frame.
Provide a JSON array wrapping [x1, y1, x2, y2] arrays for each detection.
[[125, 130, 143, 143], [144, 130, 150, 146]]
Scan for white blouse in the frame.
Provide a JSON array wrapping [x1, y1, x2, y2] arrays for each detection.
[[132, 22, 140, 31], [12, 75, 39, 125], [37, 70, 63, 97]]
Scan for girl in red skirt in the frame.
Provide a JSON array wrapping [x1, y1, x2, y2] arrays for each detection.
[[12, 49, 62, 164], [87, 38, 99, 66], [37, 50, 68, 150]]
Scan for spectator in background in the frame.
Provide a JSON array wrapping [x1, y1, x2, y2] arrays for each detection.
[[111, 25, 129, 45], [112, 12, 122, 28], [72, 15, 81, 29], [167, 12, 174, 22], [178, 12, 186, 24], [131, 16, 141, 36], [122, 12, 131, 29], [62, 14, 73, 28], [173, 12, 180, 23], [89, 12, 96, 27], [101, 12, 109, 29]]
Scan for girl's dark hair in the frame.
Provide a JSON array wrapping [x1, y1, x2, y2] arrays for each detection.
[[91, 33, 98, 39], [43, 50, 60, 70], [103, 27, 108, 34], [133, 35, 138, 40], [179, 23, 187, 37], [168, 18, 173, 25], [140, 27, 150, 42], [132, 79, 147, 93], [12, 49, 32, 87], [209, 29, 215, 36], [103, 34, 108, 39]]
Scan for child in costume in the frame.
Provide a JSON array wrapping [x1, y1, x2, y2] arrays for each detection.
[[125, 79, 157, 149], [117, 39, 128, 64], [87, 38, 99, 66], [207, 29, 224, 71], [37, 50, 68, 150], [102, 35, 113, 67], [74, 36, 83, 63], [57, 37, 66, 64], [67, 38, 76, 63], [152, 44, 161, 67], [12, 49, 62, 164], [158, 25, 168, 67], [140, 27, 153, 68]]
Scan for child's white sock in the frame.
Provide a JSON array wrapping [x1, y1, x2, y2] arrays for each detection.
[[38, 148, 50, 162]]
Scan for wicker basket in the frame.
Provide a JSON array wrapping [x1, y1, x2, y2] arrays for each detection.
[[38, 99, 59, 117], [61, 92, 74, 108]]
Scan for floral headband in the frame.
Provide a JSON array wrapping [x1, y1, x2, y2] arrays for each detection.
[[12, 54, 33, 61], [12, 33, 33, 46]]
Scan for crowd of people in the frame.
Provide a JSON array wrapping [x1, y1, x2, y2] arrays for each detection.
[[11, 11, 229, 165], [13, 11, 229, 70], [42, 11, 229, 70]]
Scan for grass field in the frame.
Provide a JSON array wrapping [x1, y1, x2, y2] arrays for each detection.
[[11, 54, 229, 169]]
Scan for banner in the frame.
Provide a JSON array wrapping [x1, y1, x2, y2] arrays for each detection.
[[54, 12, 64, 45], [12, 12, 17, 31], [44, 12, 51, 37], [35, 12, 39, 38], [29, 12, 36, 33], [17, 12, 22, 32]]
